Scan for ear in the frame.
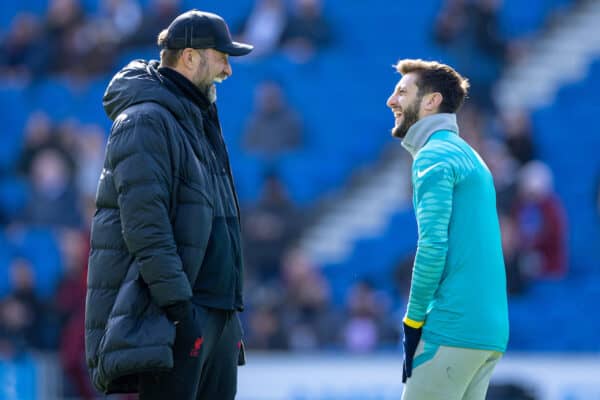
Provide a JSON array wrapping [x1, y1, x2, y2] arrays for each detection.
[[423, 92, 443, 113], [181, 48, 195, 70]]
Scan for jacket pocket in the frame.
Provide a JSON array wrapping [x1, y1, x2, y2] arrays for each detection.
[[96, 262, 176, 389]]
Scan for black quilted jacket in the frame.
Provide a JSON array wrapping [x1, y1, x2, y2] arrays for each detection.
[[85, 60, 244, 393]]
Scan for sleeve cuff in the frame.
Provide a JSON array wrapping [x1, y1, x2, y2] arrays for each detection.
[[163, 300, 192, 323], [403, 316, 424, 329]]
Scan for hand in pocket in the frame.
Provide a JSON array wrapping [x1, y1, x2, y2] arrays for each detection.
[[165, 301, 204, 358]]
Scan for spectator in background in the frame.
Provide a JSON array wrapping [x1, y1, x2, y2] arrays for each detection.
[[243, 80, 303, 158], [54, 228, 94, 400], [393, 253, 414, 302], [125, 0, 182, 48], [280, 249, 334, 350], [0, 13, 49, 80], [457, 103, 485, 152], [54, 118, 81, 160], [8, 258, 47, 349], [236, 0, 287, 59], [243, 172, 301, 283], [98, 0, 143, 46], [512, 161, 567, 277], [280, 0, 333, 63], [499, 214, 530, 295], [18, 111, 76, 180], [44, 0, 87, 74], [68, 27, 118, 76], [434, 0, 507, 110], [59, 0, 127, 75], [482, 138, 519, 214], [500, 109, 536, 165], [24, 148, 82, 227], [245, 285, 289, 350], [55, 230, 87, 320], [74, 124, 105, 200], [247, 303, 289, 350], [342, 279, 394, 353], [0, 297, 29, 358]]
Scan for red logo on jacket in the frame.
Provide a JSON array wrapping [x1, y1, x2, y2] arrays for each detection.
[[190, 337, 204, 357]]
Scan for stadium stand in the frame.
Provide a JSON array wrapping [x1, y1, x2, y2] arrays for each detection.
[[1, 0, 598, 397]]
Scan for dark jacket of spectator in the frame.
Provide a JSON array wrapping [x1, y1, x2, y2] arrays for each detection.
[[280, 0, 332, 50], [85, 60, 244, 393], [24, 148, 82, 228], [243, 81, 303, 157], [0, 13, 49, 78]]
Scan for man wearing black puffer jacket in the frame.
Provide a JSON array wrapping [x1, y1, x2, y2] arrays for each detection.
[[85, 10, 253, 399]]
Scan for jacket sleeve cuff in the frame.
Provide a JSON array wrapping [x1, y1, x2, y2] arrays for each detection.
[[403, 316, 424, 329], [163, 300, 192, 323]]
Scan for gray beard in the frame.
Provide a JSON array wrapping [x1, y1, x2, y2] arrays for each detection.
[[196, 82, 217, 103]]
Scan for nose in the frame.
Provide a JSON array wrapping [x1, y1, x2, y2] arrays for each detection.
[[386, 94, 396, 108], [223, 59, 232, 77]]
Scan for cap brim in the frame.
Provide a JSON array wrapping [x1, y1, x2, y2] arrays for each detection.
[[217, 41, 253, 56]]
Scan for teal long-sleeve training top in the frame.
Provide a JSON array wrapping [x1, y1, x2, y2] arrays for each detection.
[[401, 113, 509, 352]]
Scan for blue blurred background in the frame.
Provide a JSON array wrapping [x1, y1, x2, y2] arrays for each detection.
[[0, 0, 599, 398]]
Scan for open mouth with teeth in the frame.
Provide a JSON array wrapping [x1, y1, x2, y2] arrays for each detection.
[[394, 111, 403, 124]]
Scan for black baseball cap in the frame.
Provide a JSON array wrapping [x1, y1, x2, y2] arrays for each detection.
[[160, 10, 253, 56]]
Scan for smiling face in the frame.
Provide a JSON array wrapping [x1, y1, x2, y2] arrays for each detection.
[[386, 72, 424, 139], [387, 59, 470, 139], [190, 48, 232, 103]]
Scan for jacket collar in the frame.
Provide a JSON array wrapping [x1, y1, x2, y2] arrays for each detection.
[[401, 113, 459, 157], [158, 66, 212, 111]]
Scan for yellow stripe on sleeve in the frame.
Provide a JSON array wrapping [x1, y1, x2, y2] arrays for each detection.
[[403, 316, 424, 328]]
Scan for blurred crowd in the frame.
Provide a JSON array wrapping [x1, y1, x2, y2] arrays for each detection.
[[431, 0, 567, 290], [0, 0, 570, 398], [0, 0, 333, 82]]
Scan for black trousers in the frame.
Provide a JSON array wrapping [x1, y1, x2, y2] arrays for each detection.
[[139, 305, 244, 400]]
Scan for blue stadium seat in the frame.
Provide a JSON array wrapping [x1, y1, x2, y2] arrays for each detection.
[[80, 0, 99, 14], [25, 0, 47, 15], [0, 2, 21, 31], [26, 78, 75, 121], [0, 232, 14, 298], [500, 0, 570, 38], [0, 177, 29, 222], [113, 46, 159, 72], [183, 0, 254, 25], [278, 151, 328, 205], [0, 83, 28, 171], [74, 76, 111, 127], [323, 210, 418, 305], [228, 153, 264, 203]]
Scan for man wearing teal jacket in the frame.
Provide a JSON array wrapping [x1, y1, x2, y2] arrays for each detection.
[[386, 59, 509, 400]]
